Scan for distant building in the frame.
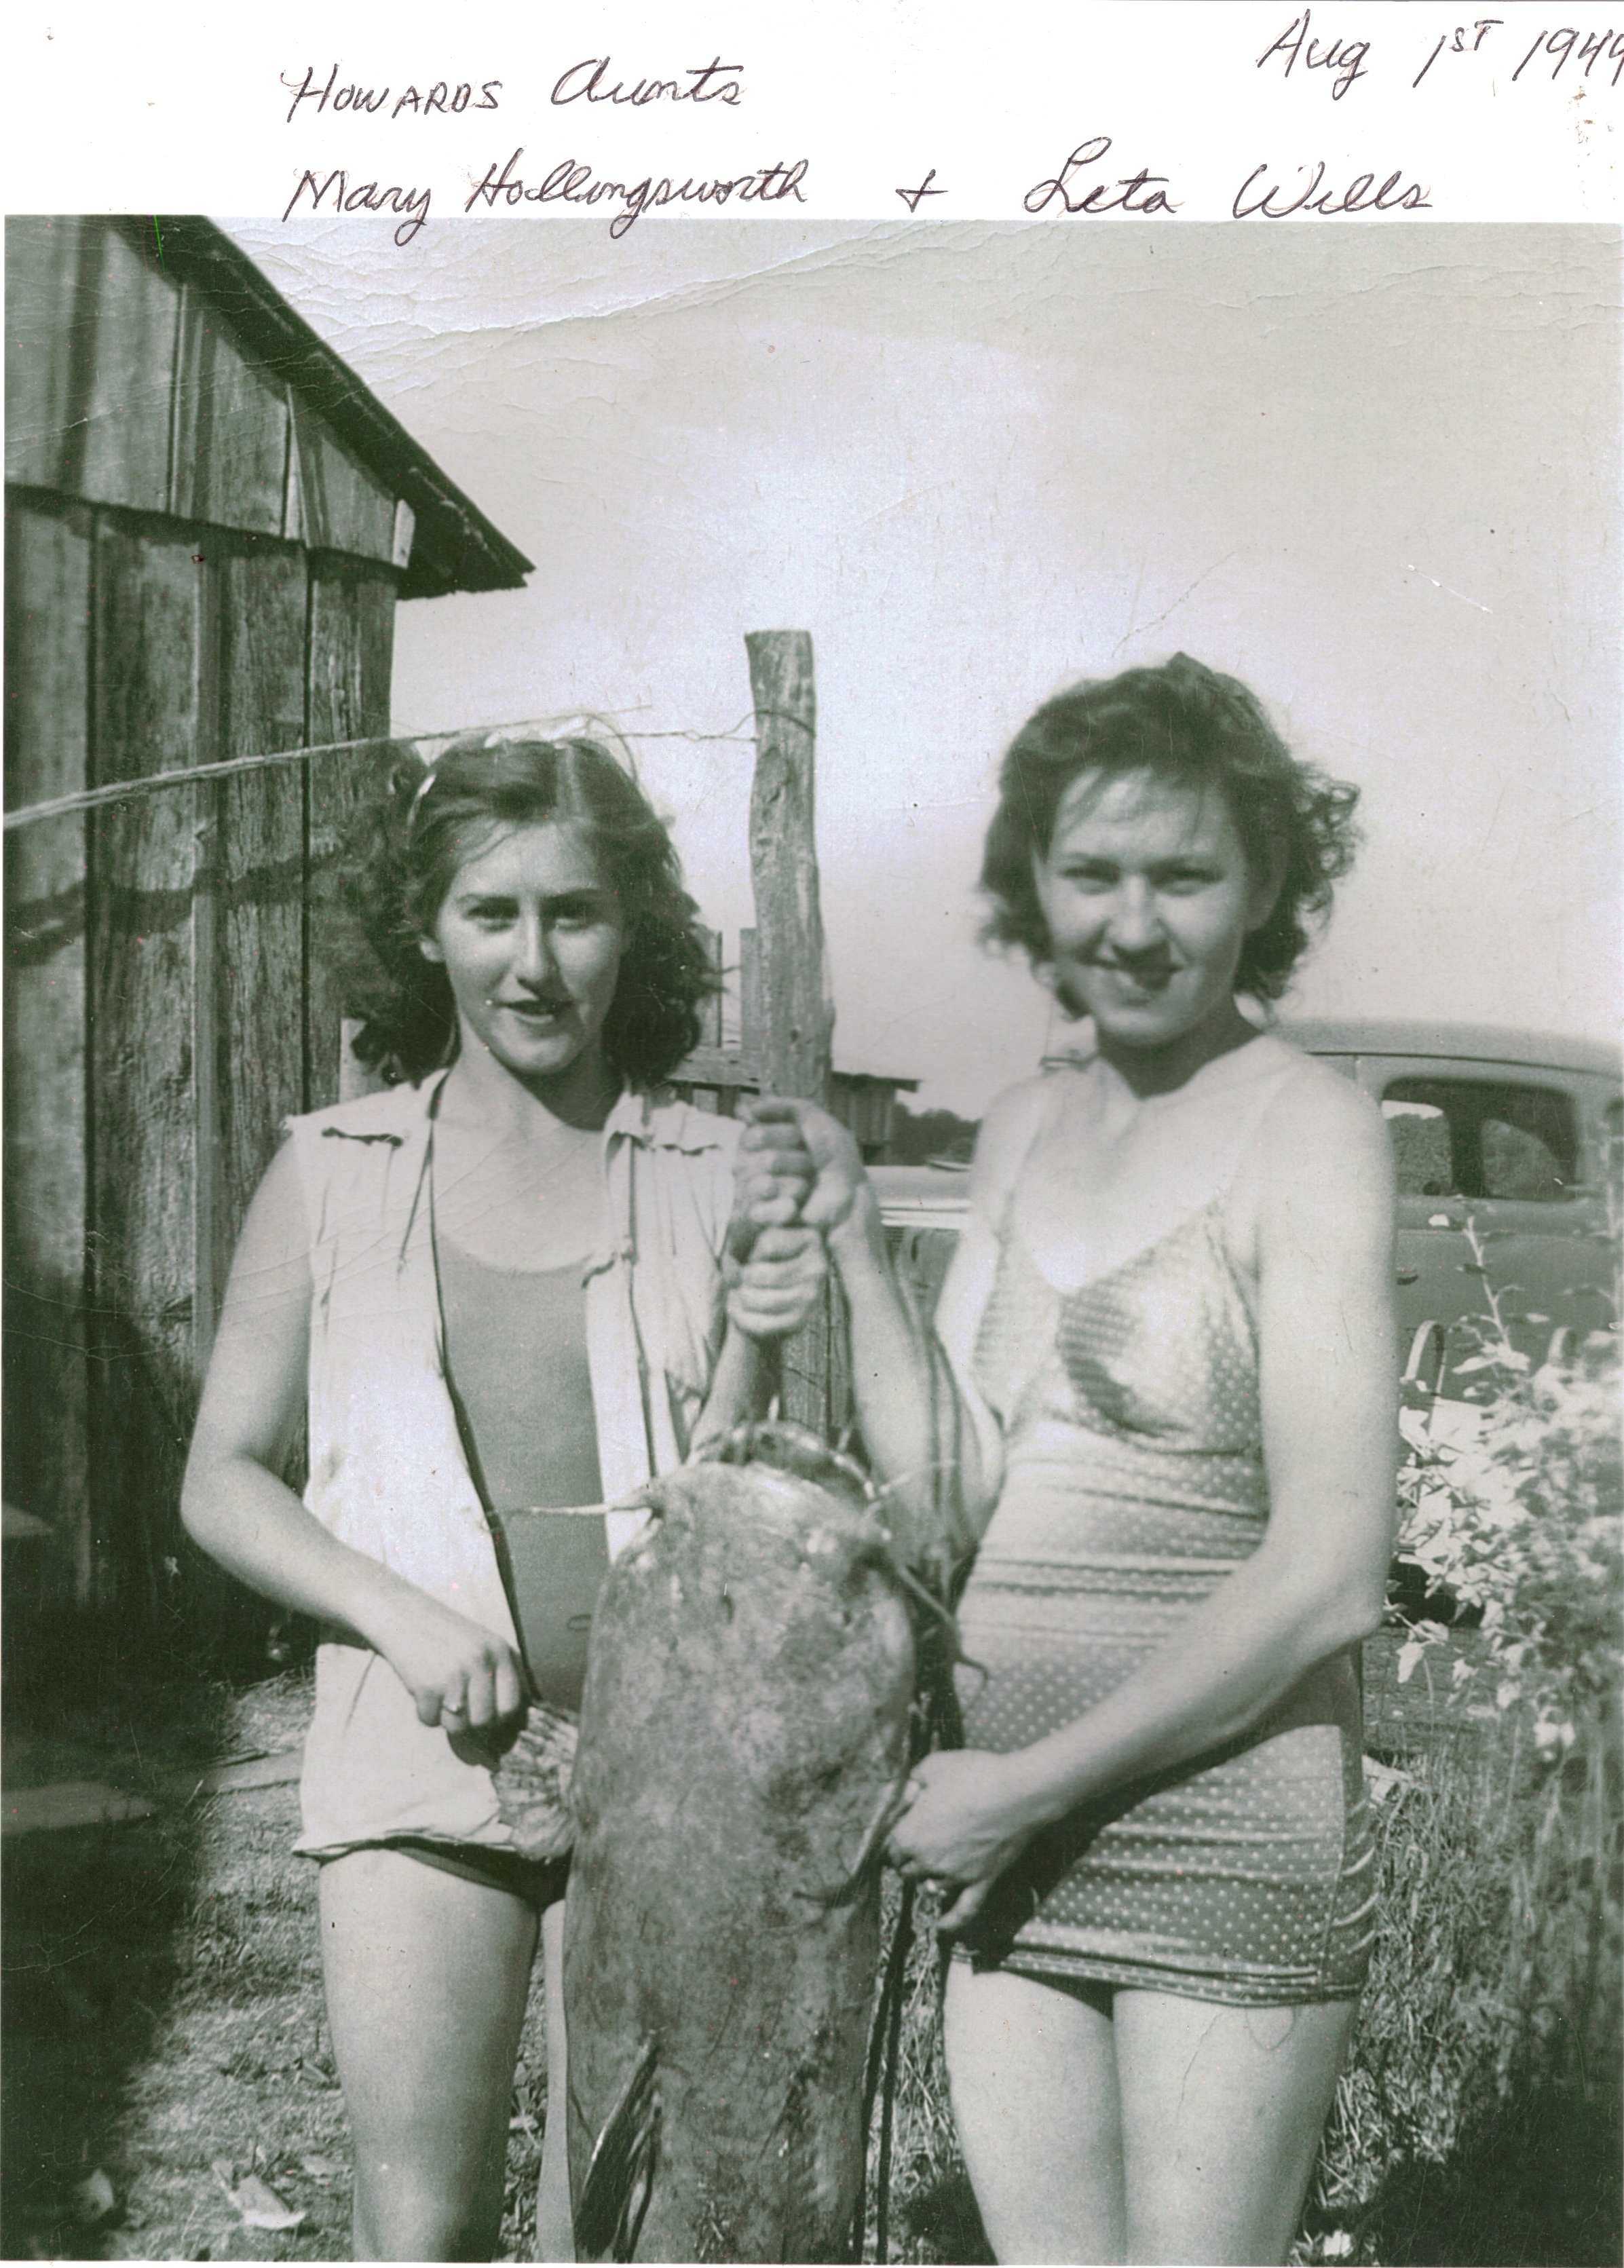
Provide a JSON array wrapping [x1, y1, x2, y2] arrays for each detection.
[[827, 1070, 921, 1163], [669, 926, 918, 1161], [671, 1045, 920, 1165]]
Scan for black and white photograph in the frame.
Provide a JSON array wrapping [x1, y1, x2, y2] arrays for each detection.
[[3, 204, 1619, 2267]]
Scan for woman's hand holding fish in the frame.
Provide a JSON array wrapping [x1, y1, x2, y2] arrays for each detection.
[[366, 1585, 529, 1736], [736, 1097, 867, 1234], [885, 1747, 1046, 1927], [722, 1097, 864, 1340], [723, 1220, 829, 1340]]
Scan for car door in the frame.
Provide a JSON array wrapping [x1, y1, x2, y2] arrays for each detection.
[[1353, 1052, 1614, 1381]]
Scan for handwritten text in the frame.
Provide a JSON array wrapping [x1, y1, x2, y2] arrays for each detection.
[[464, 148, 808, 237], [550, 56, 743, 107], [1024, 137, 1179, 216], [1232, 159, 1431, 216], [282, 66, 501, 124], [282, 168, 432, 245], [1511, 24, 1624, 86], [1255, 11, 1371, 99], [1413, 21, 1503, 89]]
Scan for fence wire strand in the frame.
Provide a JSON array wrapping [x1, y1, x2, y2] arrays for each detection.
[[3, 715, 764, 834]]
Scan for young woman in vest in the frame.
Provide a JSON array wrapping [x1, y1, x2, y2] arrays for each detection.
[[181, 732, 824, 2261], [739, 657, 1397, 2265]]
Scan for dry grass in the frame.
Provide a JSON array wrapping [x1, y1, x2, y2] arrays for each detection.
[[1301, 1688, 1622, 2267], [1, 1642, 550, 2263], [4, 1625, 1619, 2263], [856, 1628, 1622, 2267]]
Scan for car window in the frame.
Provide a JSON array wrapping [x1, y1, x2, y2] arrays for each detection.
[[1380, 1077, 1577, 1202], [1382, 1097, 1452, 1196], [1604, 1097, 1624, 1209]]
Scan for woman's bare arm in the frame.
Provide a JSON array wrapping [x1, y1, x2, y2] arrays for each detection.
[[890, 1071, 1399, 1914], [734, 1099, 1008, 1574], [181, 1143, 525, 1731], [826, 1188, 994, 1571], [688, 1322, 768, 1449]]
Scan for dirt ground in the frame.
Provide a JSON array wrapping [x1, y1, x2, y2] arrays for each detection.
[[2, 1623, 1485, 2263], [2, 1644, 554, 2265]]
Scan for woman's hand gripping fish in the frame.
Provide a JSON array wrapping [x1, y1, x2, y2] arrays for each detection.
[[562, 1421, 926, 2263]]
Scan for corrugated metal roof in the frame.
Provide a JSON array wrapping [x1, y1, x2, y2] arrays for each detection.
[[121, 216, 531, 600]]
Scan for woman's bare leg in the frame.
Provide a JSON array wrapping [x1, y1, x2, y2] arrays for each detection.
[[943, 1963, 1126, 2264], [533, 1898, 575, 2261], [320, 1849, 537, 2261], [1115, 1992, 1356, 2266]]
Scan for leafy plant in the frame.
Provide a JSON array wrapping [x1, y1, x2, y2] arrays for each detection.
[[1395, 1214, 1621, 1757]]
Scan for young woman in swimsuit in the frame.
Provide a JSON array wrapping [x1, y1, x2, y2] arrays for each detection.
[[742, 656, 1397, 2265]]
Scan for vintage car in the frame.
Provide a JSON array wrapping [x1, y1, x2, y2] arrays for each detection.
[[872, 1020, 1622, 1392]]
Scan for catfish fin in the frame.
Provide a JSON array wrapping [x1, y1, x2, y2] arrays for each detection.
[[575, 2035, 661, 2262]]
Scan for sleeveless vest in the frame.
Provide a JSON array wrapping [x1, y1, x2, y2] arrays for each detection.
[[285, 1071, 739, 1855]]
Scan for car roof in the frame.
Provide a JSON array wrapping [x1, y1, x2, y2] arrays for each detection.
[[1281, 1019, 1621, 1079], [871, 1021, 1620, 1222]]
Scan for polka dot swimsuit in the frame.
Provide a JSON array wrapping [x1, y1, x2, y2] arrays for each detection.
[[954, 1076, 1376, 2005]]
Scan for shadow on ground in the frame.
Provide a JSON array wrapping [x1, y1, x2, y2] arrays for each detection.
[[0, 1581, 350, 2262], [900, 2168, 995, 2264], [902, 2085, 1622, 2268], [5, 1813, 209, 2253], [4, 1605, 223, 2254], [1354, 2081, 1623, 2268]]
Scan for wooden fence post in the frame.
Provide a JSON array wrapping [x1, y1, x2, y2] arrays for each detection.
[[744, 632, 832, 1104], [743, 631, 846, 1437]]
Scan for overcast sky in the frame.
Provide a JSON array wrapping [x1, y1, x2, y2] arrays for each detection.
[[230, 219, 1619, 1113]]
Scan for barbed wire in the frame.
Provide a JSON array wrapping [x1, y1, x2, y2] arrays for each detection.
[[2, 713, 770, 835]]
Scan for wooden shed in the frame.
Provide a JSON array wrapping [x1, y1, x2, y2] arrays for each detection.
[[4, 214, 530, 1619]]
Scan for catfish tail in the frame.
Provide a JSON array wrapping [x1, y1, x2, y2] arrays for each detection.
[[575, 2036, 661, 2262]]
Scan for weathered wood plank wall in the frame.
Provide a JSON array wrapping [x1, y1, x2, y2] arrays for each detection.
[[306, 569, 398, 1108], [5, 218, 402, 569], [4, 217, 404, 1618], [5, 512, 397, 1614], [86, 521, 205, 1618], [3, 499, 94, 1602], [6, 519, 399, 1614]]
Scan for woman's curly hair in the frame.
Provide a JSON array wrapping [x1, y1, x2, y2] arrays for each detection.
[[331, 734, 719, 1086], [980, 654, 1360, 1002]]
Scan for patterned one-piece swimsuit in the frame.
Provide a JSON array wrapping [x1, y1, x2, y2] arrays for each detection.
[[953, 1186, 1376, 2003]]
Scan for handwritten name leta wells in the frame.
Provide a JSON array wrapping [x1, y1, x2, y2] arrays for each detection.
[[1023, 136, 1429, 220]]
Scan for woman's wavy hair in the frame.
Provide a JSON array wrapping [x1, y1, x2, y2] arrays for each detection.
[[333, 734, 719, 1085], [980, 654, 1360, 1002]]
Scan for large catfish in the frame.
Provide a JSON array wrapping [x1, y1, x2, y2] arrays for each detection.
[[562, 1422, 928, 2264]]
